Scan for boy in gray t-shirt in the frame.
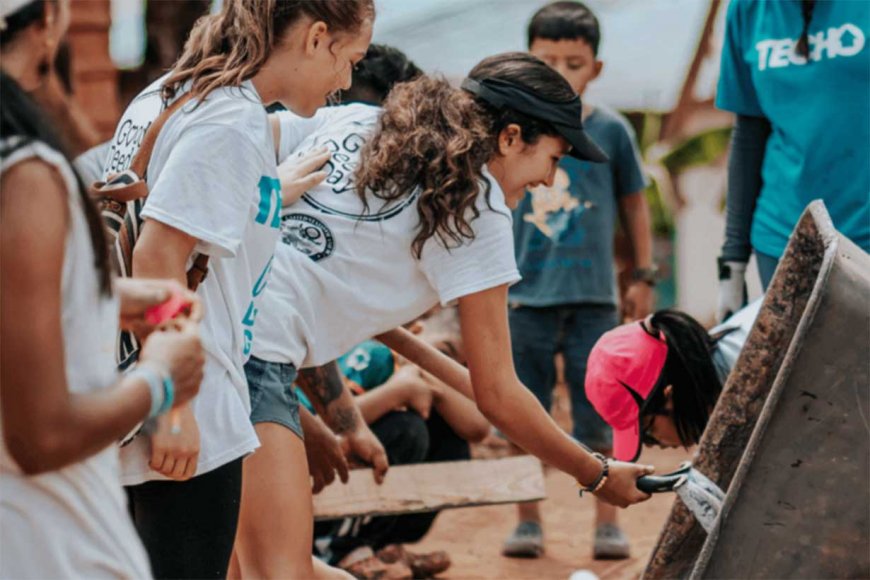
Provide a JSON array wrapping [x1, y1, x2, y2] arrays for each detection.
[[504, 0, 654, 562]]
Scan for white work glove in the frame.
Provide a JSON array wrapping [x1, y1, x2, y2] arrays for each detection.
[[717, 259, 747, 323]]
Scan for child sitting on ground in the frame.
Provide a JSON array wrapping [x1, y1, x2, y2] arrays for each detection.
[[301, 313, 490, 579]]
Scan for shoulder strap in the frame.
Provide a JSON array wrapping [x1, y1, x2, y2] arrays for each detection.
[[187, 253, 210, 292], [129, 92, 195, 178]]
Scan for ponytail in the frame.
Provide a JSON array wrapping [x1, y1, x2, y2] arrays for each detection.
[[162, 0, 374, 102], [644, 310, 721, 447]]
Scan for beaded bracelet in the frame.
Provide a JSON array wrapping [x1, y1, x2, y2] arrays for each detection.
[[578, 453, 610, 497]]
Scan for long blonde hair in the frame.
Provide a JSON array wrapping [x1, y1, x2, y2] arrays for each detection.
[[162, 0, 375, 102]]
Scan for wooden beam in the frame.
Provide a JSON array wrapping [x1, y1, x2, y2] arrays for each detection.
[[313, 456, 546, 521]]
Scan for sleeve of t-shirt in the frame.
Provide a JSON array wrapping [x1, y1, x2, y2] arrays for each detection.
[[613, 117, 649, 197], [716, 0, 764, 116], [141, 123, 264, 258], [418, 180, 521, 306]]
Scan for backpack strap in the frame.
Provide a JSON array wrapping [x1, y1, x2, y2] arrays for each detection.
[[89, 93, 195, 199], [130, 92, 194, 179], [97, 92, 211, 290], [186, 253, 210, 292]]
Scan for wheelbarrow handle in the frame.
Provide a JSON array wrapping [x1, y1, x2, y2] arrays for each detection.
[[636, 463, 693, 493], [636, 473, 686, 493]]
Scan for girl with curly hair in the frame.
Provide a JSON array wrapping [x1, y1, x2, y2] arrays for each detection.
[[251, 53, 656, 543]]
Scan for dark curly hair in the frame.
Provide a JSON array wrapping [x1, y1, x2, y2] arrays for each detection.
[[339, 43, 422, 105], [355, 52, 576, 258]]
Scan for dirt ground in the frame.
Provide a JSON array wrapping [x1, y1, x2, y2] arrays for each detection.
[[414, 381, 693, 580]]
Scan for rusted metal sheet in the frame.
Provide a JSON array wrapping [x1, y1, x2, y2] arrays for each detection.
[[644, 201, 868, 578], [692, 205, 870, 579]]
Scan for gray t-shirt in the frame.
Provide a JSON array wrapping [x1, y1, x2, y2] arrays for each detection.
[[74, 141, 111, 185], [510, 104, 648, 306], [710, 298, 762, 383]]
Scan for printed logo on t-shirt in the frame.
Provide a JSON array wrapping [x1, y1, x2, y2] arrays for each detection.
[[755, 23, 865, 71], [523, 167, 595, 239], [300, 130, 417, 221], [280, 213, 335, 261], [242, 256, 273, 356]]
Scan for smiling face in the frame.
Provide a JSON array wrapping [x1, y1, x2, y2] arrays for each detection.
[[269, 17, 373, 116], [529, 37, 602, 96], [488, 125, 570, 208]]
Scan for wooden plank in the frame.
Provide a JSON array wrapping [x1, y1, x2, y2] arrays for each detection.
[[313, 457, 546, 521]]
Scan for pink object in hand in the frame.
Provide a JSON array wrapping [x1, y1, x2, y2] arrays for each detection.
[[144, 292, 190, 326]]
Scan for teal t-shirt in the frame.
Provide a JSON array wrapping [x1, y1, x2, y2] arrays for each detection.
[[717, 0, 870, 258], [337, 340, 396, 392], [509, 105, 648, 307]]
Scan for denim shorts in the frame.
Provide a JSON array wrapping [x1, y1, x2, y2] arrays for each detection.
[[509, 303, 618, 452], [244, 356, 303, 439]]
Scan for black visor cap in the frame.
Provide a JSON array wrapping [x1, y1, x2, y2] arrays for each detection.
[[460, 77, 609, 163]]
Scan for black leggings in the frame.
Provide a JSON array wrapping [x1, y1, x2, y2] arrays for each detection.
[[126, 457, 243, 579]]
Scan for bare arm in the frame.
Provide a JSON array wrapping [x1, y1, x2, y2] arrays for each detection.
[[297, 363, 389, 482], [425, 374, 491, 443], [617, 190, 655, 321], [354, 377, 419, 424], [458, 284, 654, 507], [1, 162, 155, 473], [298, 405, 349, 493], [296, 362, 364, 434], [132, 218, 200, 479], [376, 327, 475, 400]]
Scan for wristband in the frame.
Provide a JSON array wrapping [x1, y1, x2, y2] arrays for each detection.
[[158, 372, 175, 417], [130, 366, 165, 419], [631, 266, 659, 286], [578, 453, 610, 497]]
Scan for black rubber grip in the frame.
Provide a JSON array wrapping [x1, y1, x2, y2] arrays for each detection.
[[636, 474, 684, 493]]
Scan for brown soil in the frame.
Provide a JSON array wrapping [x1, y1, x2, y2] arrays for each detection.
[[415, 445, 690, 580], [414, 380, 693, 579]]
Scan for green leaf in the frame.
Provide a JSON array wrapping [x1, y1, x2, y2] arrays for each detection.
[[660, 126, 732, 174]]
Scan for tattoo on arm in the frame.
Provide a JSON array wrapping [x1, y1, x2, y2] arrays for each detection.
[[297, 363, 344, 407], [297, 362, 360, 434]]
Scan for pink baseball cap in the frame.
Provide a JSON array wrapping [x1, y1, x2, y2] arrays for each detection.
[[585, 321, 668, 462]]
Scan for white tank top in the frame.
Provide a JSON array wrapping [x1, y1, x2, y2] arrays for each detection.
[[0, 138, 151, 579]]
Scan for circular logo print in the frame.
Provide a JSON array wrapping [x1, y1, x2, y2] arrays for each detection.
[[280, 213, 335, 262]]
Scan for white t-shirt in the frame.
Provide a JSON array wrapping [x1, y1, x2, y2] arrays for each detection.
[[711, 297, 762, 383], [252, 104, 520, 368], [0, 139, 151, 578], [108, 78, 282, 484]]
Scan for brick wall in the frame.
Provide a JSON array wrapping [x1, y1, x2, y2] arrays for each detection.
[[67, 0, 119, 139]]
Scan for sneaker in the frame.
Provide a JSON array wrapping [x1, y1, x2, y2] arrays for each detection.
[[376, 544, 451, 578], [502, 521, 544, 558], [593, 523, 630, 560]]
